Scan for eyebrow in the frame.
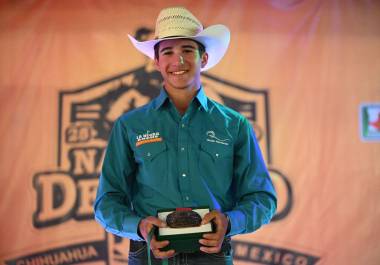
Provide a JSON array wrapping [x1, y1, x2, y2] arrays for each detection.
[[181, 45, 197, 50], [159, 47, 172, 54], [159, 44, 197, 54]]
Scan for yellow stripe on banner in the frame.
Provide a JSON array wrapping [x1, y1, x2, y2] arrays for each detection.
[[136, 137, 163, 147]]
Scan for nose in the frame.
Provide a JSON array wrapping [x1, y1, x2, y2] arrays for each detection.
[[179, 55, 184, 65], [172, 53, 185, 66]]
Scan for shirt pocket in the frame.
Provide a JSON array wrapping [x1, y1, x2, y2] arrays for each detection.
[[200, 141, 233, 160], [198, 141, 234, 189], [134, 141, 168, 186]]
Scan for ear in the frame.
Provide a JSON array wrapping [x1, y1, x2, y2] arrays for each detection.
[[154, 58, 160, 71], [201, 52, 209, 68]]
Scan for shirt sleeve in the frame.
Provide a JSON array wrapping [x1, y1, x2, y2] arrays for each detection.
[[93, 117, 143, 241], [225, 117, 277, 236]]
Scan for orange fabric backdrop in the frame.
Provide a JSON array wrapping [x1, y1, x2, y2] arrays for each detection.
[[0, 0, 379, 264]]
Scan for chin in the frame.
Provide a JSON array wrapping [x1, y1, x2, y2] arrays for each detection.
[[170, 81, 194, 90], [173, 85, 191, 90]]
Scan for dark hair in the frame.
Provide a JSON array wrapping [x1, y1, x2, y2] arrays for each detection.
[[154, 39, 206, 60]]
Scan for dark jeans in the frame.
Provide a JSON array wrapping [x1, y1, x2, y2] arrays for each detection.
[[128, 238, 233, 265]]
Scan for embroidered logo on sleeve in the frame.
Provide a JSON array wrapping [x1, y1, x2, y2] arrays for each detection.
[[136, 131, 162, 147], [206, 131, 230, 145]]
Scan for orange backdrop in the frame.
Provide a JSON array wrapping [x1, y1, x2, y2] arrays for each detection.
[[1, 0, 379, 264]]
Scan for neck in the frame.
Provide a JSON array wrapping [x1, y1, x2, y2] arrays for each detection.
[[164, 85, 200, 115]]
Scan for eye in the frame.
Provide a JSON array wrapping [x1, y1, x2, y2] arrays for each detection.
[[183, 49, 194, 53], [162, 51, 173, 56]]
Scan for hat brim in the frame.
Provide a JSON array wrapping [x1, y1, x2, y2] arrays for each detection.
[[127, 24, 230, 71]]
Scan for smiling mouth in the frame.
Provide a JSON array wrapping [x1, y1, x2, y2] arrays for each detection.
[[170, 70, 188, 75]]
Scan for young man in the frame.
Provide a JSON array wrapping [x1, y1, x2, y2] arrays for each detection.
[[94, 6, 277, 265]]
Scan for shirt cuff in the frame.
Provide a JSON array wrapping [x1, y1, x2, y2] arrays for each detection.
[[224, 210, 246, 236], [123, 215, 144, 241]]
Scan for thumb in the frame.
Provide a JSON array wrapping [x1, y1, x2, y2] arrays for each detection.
[[201, 212, 215, 225]]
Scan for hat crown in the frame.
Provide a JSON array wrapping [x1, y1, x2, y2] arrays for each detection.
[[155, 7, 203, 39]]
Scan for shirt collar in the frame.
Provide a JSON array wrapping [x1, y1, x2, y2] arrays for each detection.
[[195, 86, 209, 111], [154, 88, 169, 110], [153, 86, 209, 111]]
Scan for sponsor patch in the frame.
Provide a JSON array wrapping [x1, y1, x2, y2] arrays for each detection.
[[136, 131, 162, 147]]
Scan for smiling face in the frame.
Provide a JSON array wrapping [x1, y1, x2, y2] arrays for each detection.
[[154, 39, 208, 93]]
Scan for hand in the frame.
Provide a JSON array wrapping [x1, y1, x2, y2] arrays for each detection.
[[138, 216, 175, 259], [199, 210, 229, 253]]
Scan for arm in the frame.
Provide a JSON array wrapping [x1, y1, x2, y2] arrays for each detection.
[[199, 117, 276, 253], [93, 118, 142, 240], [226, 117, 277, 236], [94, 118, 175, 258]]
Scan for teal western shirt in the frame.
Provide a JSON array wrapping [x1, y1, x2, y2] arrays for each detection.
[[94, 87, 277, 241]]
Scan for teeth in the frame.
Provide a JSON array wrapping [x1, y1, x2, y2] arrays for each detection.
[[172, 71, 186, 75]]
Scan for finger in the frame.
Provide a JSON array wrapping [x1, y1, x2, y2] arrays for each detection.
[[152, 249, 176, 259], [200, 246, 221, 254], [202, 232, 220, 240], [139, 222, 154, 240], [140, 217, 167, 240], [199, 238, 219, 247], [207, 213, 228, 234], [217, 216, 229, 231], [201, 211, 216, 225], [145, 216, 167, 228], [202, 232, 220, 239], [150, 237, 170, 249]]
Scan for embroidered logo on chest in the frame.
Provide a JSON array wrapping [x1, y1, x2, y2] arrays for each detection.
[[136, 131, 162, 147], [206, 130, 230, 146]]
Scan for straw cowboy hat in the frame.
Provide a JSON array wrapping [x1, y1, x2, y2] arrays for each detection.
[[128, 6, 230, 71]]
